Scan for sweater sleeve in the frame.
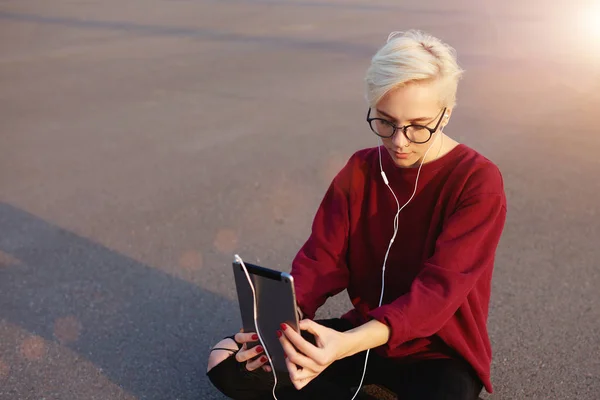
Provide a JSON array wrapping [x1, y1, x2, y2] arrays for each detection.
[[290, 159, 354, 320], [367, 191, 507, 350]]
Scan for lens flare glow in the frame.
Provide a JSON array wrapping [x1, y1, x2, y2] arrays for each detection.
[[581, 4, 600, 39]]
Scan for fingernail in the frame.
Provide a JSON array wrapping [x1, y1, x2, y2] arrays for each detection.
[[260, 356, 267, 363], [251, 334, 259, 340], [284, 353, 287, 359], [276, 330, 282, 338], [280, 323, 287, 331], [256, 346, 264, 353]]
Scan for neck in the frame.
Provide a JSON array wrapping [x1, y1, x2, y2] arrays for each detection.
[[411, 133, 444, 167], [423, 133, 459, 164]]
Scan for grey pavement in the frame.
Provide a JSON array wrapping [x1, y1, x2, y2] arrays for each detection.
[[1, 1, 599, 399]]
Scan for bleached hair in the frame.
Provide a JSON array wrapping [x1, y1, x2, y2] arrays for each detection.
[[365, 30, 465, 108]]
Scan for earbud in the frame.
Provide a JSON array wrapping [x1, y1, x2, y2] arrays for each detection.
[[442, 114, 449, 131]]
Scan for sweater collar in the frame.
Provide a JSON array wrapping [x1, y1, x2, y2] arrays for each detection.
[[380, 143, 468, 179]]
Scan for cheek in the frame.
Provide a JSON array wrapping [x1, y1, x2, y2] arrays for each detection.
[[380, 137, 393, 147]]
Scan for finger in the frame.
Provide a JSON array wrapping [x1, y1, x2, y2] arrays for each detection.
[[279, 332, 319, 371], [293, 375, 316, 391], [262, 365, 272, 373], [245, 354, 269, 372], [235, 344, 264, 363], [285, 357, 317, 390], [234, 332, 259, 344], [280, 323, 319, 360], [298, 319, 323, 336]]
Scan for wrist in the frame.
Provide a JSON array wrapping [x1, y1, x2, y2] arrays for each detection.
[[340, 320, 390, 358], [337, 331, 360, 360]]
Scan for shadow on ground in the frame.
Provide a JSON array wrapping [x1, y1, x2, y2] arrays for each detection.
[[0, 202, 234, 399]]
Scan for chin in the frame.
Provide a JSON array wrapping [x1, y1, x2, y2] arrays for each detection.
[[392, 159, 416, 168]]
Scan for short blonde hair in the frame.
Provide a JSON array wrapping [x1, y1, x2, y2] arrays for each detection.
[[365, 30, 465, 108]]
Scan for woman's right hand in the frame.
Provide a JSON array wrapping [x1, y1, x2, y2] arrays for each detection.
[[234, 331, 271, 372]]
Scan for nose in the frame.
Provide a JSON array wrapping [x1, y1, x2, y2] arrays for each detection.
[[391, 128, 410, 148]]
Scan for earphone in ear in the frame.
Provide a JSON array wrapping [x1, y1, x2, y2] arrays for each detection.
[[440, 114, 449, 132]]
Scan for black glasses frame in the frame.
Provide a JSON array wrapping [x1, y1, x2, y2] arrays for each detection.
[[366, 107, 447, 144]]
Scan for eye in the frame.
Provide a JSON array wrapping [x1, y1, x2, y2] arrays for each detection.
[[375, 119, 394, 129], [406, 125, 433, 143]]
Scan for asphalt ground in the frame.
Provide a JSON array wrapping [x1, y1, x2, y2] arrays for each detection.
[[1, 1, 599, 399]]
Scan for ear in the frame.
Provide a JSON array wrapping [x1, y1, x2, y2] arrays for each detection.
[[442, 108, 452, 128]]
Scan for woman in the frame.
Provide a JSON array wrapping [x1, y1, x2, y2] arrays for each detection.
[[206, 29, 507, 400]]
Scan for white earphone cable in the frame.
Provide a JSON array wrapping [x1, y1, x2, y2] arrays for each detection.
[[349, 130, 442, 400], [379, 132, 441, 300], [233, 125, 446, 400]]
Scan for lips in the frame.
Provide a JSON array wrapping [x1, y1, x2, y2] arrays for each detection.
[[393, 151, 411, 159], [385, 147, 411, 160]]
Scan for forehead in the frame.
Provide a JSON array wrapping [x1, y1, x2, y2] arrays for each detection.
[[376, 81, 441, 120]]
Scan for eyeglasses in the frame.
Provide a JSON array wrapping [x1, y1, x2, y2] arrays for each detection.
[[366, 107, 447, 144]]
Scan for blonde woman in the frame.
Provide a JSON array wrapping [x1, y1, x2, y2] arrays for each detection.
[[207, 30, 506, 400]]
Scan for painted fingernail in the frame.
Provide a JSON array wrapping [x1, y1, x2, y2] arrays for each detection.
[[276, 330, 282, 338], [260, 356, 267, 363], [251, 334, 259, 340], [280, 323, 287, 331], [256, 346, 264, 353], [284, 353, 288, 359]]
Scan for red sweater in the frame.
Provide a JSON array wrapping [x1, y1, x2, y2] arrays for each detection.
[[291, 144, 507, 393]]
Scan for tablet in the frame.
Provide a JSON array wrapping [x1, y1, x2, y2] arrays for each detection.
[[232, 258, 300, 380]]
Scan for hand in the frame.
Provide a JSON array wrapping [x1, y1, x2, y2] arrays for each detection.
[[278, 319, 348, 390], [234, 330, 272, 373]]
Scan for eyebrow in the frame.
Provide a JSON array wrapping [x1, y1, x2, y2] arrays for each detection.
[[376, 109, 433, 124]]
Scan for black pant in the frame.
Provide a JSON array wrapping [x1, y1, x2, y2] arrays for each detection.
[[207, 318, 483, 400]]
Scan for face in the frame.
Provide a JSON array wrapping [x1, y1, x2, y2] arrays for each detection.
[[371, 80, 450, 168]]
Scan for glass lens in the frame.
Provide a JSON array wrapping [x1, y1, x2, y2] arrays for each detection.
[[371, 119, 395, 137], [406, 125, 431, 143]]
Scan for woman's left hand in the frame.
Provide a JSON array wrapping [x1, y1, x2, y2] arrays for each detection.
[[278, 319, 349, 390]]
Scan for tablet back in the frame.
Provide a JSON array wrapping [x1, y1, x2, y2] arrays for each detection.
[[232, 260, 299, 382]]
